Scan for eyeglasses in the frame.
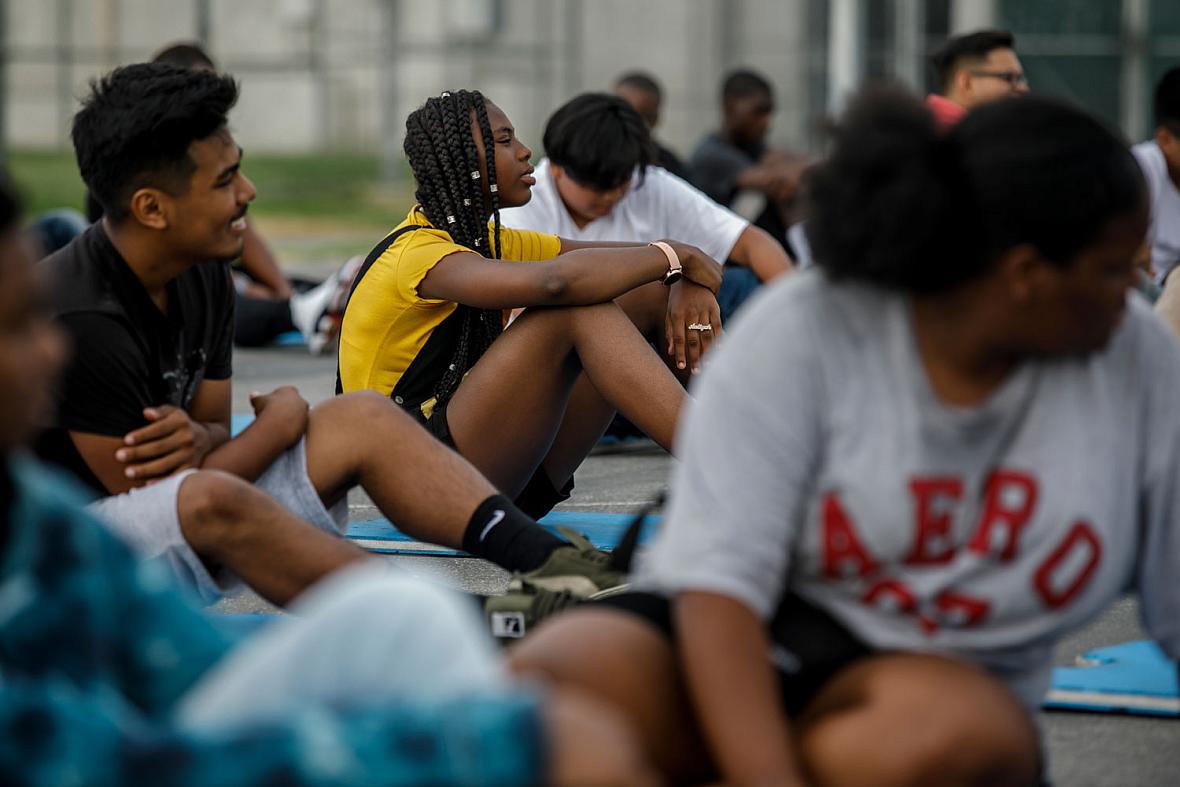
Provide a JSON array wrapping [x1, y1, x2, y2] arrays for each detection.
[[969, 70, 1028, 87]]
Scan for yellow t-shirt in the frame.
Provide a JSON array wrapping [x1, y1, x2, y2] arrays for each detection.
[[338, 205, 561, 413]]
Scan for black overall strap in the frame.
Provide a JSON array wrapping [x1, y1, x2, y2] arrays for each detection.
[[334, 225, 422, 395]]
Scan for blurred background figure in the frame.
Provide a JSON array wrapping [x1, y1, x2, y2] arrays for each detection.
[[612, 71, 695, 184], [690, 69, 810, 250], [926, 28, 1029, 128]]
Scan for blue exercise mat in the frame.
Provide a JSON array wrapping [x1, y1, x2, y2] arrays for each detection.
[[231, 413, 254, 436], [274, 330, 306, 347], [1044, 640, 1179, 717], [346, 511, 661, 557]]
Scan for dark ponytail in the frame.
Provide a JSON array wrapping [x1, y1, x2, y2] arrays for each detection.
[[805, 87, 1146, 294], [804, 87, 974, 293]]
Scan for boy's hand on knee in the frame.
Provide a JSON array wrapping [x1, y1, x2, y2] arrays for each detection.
[[544, 689, 660, 787], [118, 405, 213, 481], [249, 386, 309, 443]]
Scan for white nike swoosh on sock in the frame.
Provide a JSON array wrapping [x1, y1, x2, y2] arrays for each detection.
[[479, 509, 506, 542]]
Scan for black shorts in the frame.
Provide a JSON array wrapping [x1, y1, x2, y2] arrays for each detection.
[[594, 591, 874, 718], [411, 398, 574, 520]]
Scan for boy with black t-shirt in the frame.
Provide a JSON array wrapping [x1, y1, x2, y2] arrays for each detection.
[[34, 63, 615, 605]]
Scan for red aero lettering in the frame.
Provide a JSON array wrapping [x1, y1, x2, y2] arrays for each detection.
[[861, 578, 916, 613], [1034, 521, 1102, 610], [905, 477, 964, 565], [934, 590, 990, 628], [822, 492, 879, 579], [968, 470, 1038, 562]]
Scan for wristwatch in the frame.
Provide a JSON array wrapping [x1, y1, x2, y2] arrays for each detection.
[[650, 241, 683, 285]]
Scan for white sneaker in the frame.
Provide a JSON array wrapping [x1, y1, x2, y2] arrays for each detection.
[[290, 255, 364, 355]]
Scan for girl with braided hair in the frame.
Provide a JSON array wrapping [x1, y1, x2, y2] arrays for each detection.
[[339, 90, 724, 595]]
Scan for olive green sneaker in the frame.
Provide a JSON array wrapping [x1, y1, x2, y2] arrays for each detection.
[[522, 527, 628, 597], [485, 577, 630, 640], [486, 579, 579, 639]]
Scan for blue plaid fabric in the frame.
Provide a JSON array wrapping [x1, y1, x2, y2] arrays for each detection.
[[0, 457, 543, 786]]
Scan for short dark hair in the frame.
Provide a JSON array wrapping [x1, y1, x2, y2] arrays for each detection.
[[1154, 66, 1180, 131], [930, 29, 1016, 93], [805, 87, 1144, 294], [614, 71, 662, 101], [542, 93, 657, 191], [151, 41, 217, 70], [722, 69, 773, 104], [71, 63, 239, 222]]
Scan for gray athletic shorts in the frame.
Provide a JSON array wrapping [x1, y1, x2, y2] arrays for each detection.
[[86, 437, 348, 603]]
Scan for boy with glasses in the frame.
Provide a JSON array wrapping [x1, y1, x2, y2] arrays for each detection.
[[927, 29, 1029, 128]]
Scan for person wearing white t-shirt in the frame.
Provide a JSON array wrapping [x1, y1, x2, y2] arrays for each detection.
[[511, 92, 1175, 787], [1133, 67, 1180, 286], [499, 93, 792, 321], [1137, 67, 1180, 339]]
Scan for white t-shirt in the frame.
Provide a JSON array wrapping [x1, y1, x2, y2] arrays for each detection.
[[639, 269, 1180, 709], [499, 159, 748, 263], [1132, 140, 1180, 283]]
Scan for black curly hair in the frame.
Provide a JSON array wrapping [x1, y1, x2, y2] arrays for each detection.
[[805, 87, 1145, 294], [403, 89, 504, 409], [72, 62, 238, 222], [542, 93, 657, 191]]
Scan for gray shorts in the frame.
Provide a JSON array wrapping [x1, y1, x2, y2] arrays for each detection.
[[86, 437, 348, 603]]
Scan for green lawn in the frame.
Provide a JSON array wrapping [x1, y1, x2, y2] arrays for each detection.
[[7, 148, 415, 269], [7, 148, 412, 227]]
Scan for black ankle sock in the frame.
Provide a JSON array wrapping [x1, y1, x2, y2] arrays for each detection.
[[462, 495, 566, 572]]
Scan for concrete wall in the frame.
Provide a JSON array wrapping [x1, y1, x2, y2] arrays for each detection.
[[3, 0, 818, 155]]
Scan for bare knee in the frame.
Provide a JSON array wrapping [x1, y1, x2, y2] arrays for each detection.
[[318, 389, 403, 428], [800, 655, 1040, 787], [510, 607, 711, 782], [176, 470, 261, 557]]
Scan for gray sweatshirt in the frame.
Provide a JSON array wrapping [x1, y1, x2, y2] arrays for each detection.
[[638, 269, 1180, 708]]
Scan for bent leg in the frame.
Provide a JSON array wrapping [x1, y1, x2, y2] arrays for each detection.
[[510, 609, 1041, 787], [508, 607, 713, 784], [446, 301, 684, 497], [299, 391, 508, 548], [177, 469, 366, 606], [795, 653, 1041, 787]]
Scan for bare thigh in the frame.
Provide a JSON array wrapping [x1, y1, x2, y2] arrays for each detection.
[[796, 653, 1041, 787], [508, 607, 714, 784], [510, 610, 1040, 787]]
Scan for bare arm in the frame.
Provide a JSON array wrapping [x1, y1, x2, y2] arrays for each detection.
[[418, 243, 722, 310], [202, 388, 309, 482], [238, 221, 293, 299], [556, 238, 643, 252], [188, 378, 232, 450], [728, 225, 794, 283], [71, 380, 233, 494], [676, 591, 807, 787]]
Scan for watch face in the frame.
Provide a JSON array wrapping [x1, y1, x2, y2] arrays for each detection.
[[663, 270, 684, 286]]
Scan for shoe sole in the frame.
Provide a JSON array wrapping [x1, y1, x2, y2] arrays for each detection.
[[525, 575, 602, 598]]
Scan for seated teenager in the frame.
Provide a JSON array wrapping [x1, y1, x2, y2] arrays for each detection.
[[151, 40, 356, 353], [499, 92, 792, 320], [0, 178, 656, 787], [690, 69, 810, 248], [338, 90, 724, 530], [510, 91, 1180, 786], [34, 63, 618, 605], [612, 71, 695, 185]]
